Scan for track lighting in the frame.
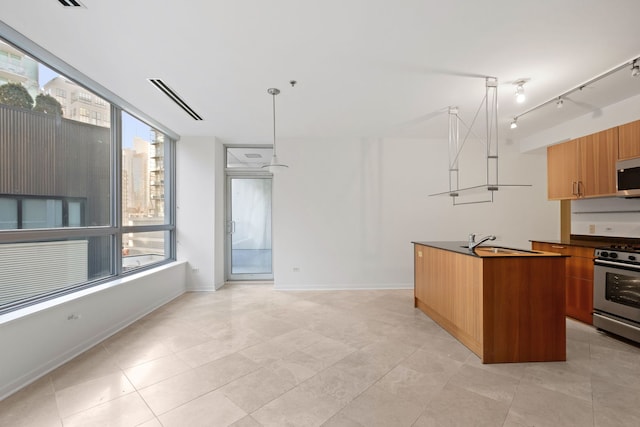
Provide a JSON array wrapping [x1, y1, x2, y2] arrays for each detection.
[[515, 82, 525, 103], [513, 55, 640, 129]]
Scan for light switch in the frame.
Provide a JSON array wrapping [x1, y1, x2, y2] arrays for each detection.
[[418, 251, 422, 257]]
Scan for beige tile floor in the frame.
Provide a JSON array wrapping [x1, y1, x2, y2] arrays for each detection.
[[2, 284, 640, 426]]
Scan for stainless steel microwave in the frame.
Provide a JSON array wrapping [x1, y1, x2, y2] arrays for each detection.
[[617, 157, 640, 197]]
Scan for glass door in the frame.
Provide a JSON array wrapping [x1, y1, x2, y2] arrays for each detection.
[[226, 176, 273, 280]]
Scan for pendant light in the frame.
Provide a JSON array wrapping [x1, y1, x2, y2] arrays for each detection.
[[262, 88, 289, 173]]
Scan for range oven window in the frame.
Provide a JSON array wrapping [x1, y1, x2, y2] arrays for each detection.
[[606, 272, 640, 309]]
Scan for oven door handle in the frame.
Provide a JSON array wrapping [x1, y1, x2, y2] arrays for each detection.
[[595, 259, 639, 269]]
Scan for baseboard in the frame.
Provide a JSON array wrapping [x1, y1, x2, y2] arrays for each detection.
[[273, 283, 413, 291]]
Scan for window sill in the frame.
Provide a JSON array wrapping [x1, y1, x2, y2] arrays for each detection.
[[0, 260, 186, 326]]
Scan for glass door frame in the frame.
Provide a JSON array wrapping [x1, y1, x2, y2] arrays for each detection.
[[225, 170, 274, 281]]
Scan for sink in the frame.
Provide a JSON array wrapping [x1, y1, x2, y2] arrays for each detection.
[[472, 246, 539, 255]]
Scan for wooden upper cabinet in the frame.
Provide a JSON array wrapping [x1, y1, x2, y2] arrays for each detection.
[[547, 128, 618, 200], [618, 120, 640, 160], [580, 127, 618, 197], [547, 140, 579, 200]]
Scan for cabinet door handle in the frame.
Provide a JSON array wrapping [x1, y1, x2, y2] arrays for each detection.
[[572, 181, 577, 196], [577, 181, 583, 197], [551, 245, 566, 249]]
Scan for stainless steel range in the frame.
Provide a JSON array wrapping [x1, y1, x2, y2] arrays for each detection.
[[594, 245, 640, 343]]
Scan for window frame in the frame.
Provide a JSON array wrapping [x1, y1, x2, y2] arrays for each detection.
[[0, 22, 178, 314]]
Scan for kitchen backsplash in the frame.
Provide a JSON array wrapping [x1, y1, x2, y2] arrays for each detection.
[[572, 197, 640, 238]]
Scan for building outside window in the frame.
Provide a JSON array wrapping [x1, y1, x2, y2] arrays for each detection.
[[77, 91, 92, 103], [0, 36, 176, 314]]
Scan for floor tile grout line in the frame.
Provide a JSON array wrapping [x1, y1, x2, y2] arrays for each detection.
[[589, 342, 596, 427], [7, 288, 640, 426]]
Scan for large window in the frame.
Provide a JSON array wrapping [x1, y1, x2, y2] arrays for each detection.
[[0, 36, 176, 314], [121, 112, 169, 271]]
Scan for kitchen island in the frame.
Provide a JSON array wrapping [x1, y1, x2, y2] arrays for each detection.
[[413, 241, 567, 363]]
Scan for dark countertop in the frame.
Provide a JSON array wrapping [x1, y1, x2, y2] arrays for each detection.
[[413, 241, 477, 256], [529, 239, 602, 248], [530, 235, 640, 249], [412, 241, 564, 258]]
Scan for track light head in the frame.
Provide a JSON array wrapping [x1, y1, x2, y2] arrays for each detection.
[[510, 118, 518, 129], [514, 81, 525, 103], [632, 61, 640, 77]]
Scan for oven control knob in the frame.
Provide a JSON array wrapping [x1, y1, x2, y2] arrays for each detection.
[[629, 255, 637, 261], [610, 253, 618, 259], [601, 251, 609, 258]]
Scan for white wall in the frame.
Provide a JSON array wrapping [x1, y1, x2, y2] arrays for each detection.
[[177, 136, 224, 290], [271, 135, 558, 290], [519, 92, 640, 153], [174, 132, 558, 291], [572, 197, 640, 238], [0, 262, 187, 400]]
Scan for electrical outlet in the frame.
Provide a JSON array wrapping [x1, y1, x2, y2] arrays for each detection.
[[67, 314, 81, 320], [589, 224, 596, 234], [191, 267, 199, 273], [292, 267, 300, 272]]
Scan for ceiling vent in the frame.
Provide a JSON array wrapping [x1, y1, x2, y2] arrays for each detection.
[[148, 78, 203, 121], [58, 0, 85, 7]]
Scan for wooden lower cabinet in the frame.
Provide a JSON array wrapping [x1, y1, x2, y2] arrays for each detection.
[[531, 242, 594, 325]]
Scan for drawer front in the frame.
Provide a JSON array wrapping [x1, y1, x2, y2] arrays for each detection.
[[532, 242, 570, 255], [531, 242, 595, 259]]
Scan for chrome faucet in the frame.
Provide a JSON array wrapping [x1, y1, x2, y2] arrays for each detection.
[[468, 234, 496, 250]]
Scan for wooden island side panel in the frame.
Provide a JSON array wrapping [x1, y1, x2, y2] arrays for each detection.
[[414, 244, 483, 356]]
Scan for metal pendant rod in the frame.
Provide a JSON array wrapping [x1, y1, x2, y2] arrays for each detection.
[[267, 88, 280, 156]]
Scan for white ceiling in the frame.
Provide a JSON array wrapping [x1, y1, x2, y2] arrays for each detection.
[[2, 0, 640, 144]]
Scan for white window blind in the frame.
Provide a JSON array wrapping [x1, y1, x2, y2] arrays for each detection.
[[0, 240, 88, 307]]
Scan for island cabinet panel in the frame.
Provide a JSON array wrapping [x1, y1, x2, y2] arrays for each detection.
[[414, 243, 566, 364], [482, 258, 566, 363], [414, 245, 483, 355]]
